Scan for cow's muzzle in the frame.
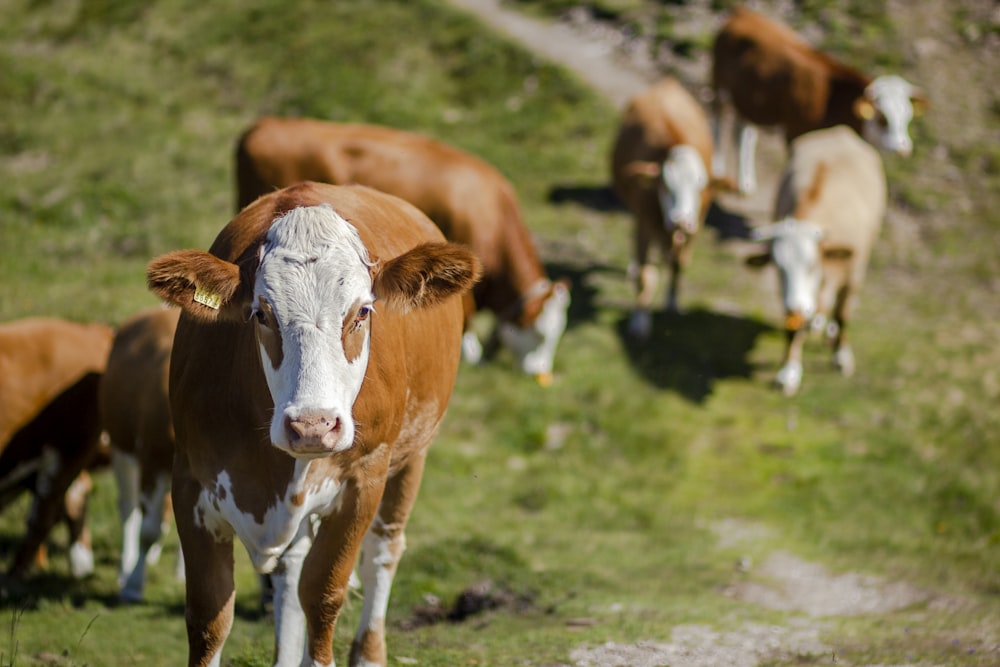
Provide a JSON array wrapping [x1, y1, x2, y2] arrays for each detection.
[[283, 413, 347, 456]]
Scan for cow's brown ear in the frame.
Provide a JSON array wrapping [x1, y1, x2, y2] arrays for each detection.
[[822, 245, 854, 261], [910, 91, 929, 116], [147, 250, 245, 323], [372, 242, 481, 313], [624, 160, 662, 185], [745, 251, 772, 268]]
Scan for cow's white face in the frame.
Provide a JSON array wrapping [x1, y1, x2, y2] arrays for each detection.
[[862, 75, 918, 157], [498, 280, 570, 384], [253, 204, 374, 459], [658, 144, 708, 234], [760, 218, 825, 328]]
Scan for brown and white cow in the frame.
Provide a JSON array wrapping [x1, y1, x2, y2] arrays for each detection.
[[746, 126, 886, 395], [611, 77, 716, 337], [147, 182, 479, 666], [99, 306, 181, 602], [0, 317, 113, 578], [712, 5, 927, 194], [236, 116, 569, 385]]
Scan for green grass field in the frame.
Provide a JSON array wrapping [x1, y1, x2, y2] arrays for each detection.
[[1, 0, 998, 665]]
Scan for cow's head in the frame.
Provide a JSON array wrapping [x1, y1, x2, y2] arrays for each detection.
[[497, 278, 571, 386], [148, 204, 479, 459], [745, 218, 852, 331], [855, 75, 928, 157], [627, 144, 709, 234]]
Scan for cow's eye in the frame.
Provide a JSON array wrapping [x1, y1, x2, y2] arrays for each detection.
[[357, 305, 372, 321], [254, 309, 267, 325]]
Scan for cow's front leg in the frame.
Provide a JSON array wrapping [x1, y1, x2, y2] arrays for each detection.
[[776, 326, 807, 396], [174, 474, 235, 667], [628, 223, 658, 339], [302, 467, 388, 666], [271, 520, 314, 667], [351, 453, 427, 667], [830, 286, 855, 377]]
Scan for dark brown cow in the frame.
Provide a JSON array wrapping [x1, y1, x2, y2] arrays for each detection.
[[0, 317, 113, 578], [99, 306, 181, 602], [147, 182, 479, 666], [611, 77, 716, 337], [236, 116, 569, 385], [711, 5, 926, 193]]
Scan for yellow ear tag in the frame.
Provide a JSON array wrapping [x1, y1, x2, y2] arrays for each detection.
[[193, 286, 222, 310]]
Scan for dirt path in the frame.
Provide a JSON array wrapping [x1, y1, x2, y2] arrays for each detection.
[[444, 2, 982, 665]]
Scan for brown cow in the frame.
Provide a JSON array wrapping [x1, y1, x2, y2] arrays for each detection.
[[99, 306, 181, 602], [147, 182, 479, 666], [0, 317, 113, 578], [712, 5, 926, 193], [236, 116, 569, 385], [745, 126, 886, 395], [611, 77, 716, 338]]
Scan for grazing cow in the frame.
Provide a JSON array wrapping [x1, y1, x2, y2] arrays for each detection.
[[0, 317, 113, 578], [99, 306, 181, 602], [610, 77, 716, 338], [236, 116, 570, 385], [146, 182, 479, 667], [711, 5, 927, 193], [746, 126, 886, 395]]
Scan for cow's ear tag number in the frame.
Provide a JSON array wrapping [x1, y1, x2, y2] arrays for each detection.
[[194, 286, 222, 310]]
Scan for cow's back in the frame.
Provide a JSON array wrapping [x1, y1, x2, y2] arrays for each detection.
[[776, 126, 886, 281], [238, 117, 507, 242], [0, 319, 113, 447], [100, 307, 179, 461], [612, 78, 712, 202], [712, 7, 865, 137]]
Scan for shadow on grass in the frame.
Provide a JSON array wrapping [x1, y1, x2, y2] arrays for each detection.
[[547, 183, 624, 212], [548, 181, 759, 245], [704, 200, 756, 241], [617, 307, 774, 403], [542, 260, 624, 330]]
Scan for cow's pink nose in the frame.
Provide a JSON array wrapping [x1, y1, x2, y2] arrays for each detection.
[[285, 413, 341, 451]]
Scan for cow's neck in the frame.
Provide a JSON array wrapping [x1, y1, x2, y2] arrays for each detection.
[[491, 208, 548, 325]]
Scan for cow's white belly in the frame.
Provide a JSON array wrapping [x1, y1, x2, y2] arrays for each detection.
[[194, 461, 344, 573]]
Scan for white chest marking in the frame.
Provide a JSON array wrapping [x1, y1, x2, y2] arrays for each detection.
[[194, 461, 345, 573]]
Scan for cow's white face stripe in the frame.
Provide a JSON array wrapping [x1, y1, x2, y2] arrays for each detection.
[[253, 204, 374, 458], [865, 75, 916, 156], [498, 281, 570, 376], [659, 144, 708, 233], [769, 218, 824, 320]]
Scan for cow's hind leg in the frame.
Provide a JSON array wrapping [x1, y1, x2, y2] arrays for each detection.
[[63, 471, 95, 578], [830, 286, 855, 376], [351, 453, 427, 667], [736, 121, 759, 195]]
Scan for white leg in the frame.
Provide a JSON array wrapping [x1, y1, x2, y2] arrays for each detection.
[[112, 450, 141, 591], [271, 521, 314, 667], [461, 331, 483, 365], [121, 472, 171, 602], [63, 472, 95, 578], [354, 516, 405, 667], [834, 344, 855, 377], [776, 359, 803, 396], [737, 123, 759, 195]]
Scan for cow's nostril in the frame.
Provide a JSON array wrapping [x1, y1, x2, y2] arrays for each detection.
[[285, 413, 340, 448]]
